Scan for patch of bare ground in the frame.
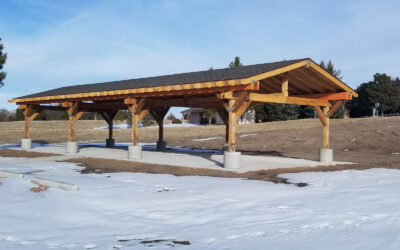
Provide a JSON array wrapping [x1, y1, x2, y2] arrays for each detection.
[[64, 156, 400, 187], [0, 149, 61, 158]]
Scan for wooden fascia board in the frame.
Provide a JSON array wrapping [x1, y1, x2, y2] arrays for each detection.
[[308, 60, 358, 97]]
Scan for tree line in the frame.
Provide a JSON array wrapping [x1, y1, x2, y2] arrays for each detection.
[[0, 35, 399, 123]]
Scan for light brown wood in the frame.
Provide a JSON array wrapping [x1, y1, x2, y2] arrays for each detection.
[[282, 74, 289, 97], [323, 107, 330, 148], [218, 91, 332, 107], [127, 98, 149, 146], [67, 102, 84, 142], [232, 91, 250, 113], [10, 79, 260, 104], [251, 93, 331, 107], [227, 100, 236, 152], [23, 105, 32, 139], [327, 101, 344, 118], [234, 101, 250, 124], [309, 60, 358, 97], [314, 106, 327, 127], [132, 114, 139, 145], [22, 105, 40, 139], [292, 92, 351, 101]]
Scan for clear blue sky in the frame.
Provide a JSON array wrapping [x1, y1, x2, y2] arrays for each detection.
[[1, 0, 399, 117]]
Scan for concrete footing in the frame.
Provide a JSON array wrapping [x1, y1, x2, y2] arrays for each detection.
[[128, 145, 142, 159], [31, 177, 79, 191], [224, 151, 241, 169], [21, 138, 32, 149], [156, 141, 167, 151], [106, 139, 115, 148], [0, 170, 24, 178], [319, 148, 333, 162], [66, 142, 78, 153]]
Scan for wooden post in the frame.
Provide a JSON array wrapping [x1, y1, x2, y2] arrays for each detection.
[[126, 98, 147, 146], [24, 106, 32, 139], [21, 105, 39, 139], [149, 106, 170, 147], [69, 115, 74, 142], [108, 119, 113, 139], [132, 113, 139, 145], [99, 111, 118, 140], [220, 92, 251, 152], [66, 102, 84, 142], [323, 106, 330, 149], [314, 106, 330, 149], [227, 100, 236, 152]]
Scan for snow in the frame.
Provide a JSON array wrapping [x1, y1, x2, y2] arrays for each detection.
[[192, 136, 221, 141], [239, 133, 257, 138], [148, 123, 202, 128], [93, 123, 136, 130], [0, 156, 400, 249]]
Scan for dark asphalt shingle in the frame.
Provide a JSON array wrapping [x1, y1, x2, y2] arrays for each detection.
[[18, 58, 307, 99]]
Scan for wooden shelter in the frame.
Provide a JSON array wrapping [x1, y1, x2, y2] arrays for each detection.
[[9, 58, 357, 159]]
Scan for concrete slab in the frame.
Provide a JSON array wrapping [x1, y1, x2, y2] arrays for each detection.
[[0, 170, 24, 178], [31, 177, 79, 191], [17, 143, 352, 173]]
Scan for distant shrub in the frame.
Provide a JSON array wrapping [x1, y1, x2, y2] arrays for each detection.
[[172, 118, 182, 124]]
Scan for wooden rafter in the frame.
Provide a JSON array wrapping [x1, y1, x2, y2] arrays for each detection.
[[308, 60, 358, 97]]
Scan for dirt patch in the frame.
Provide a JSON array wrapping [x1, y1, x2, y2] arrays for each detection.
[[64, 157, 400, 186], [116, 238, 190, 248], [30, 185, 48, 193], [0, 149, 61, 158]]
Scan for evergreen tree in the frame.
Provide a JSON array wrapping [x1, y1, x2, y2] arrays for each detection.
[[229, 57, 243, 68], [319, 60, 346, 118], [348, 73, 400, 117], [0, 37, 6, 88], [320, 60, 342, 79]]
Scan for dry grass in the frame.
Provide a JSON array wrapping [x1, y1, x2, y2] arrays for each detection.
[[0, 117, 399, 167]]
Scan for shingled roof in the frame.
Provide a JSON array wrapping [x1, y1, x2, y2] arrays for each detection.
[[19, 58, 306, 99]]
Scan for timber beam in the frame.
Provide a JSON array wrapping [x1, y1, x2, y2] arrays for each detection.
[[291, 92, 352, 101]]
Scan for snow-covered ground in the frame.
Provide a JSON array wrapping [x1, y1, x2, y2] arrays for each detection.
[[0, 157, 399, 249]]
